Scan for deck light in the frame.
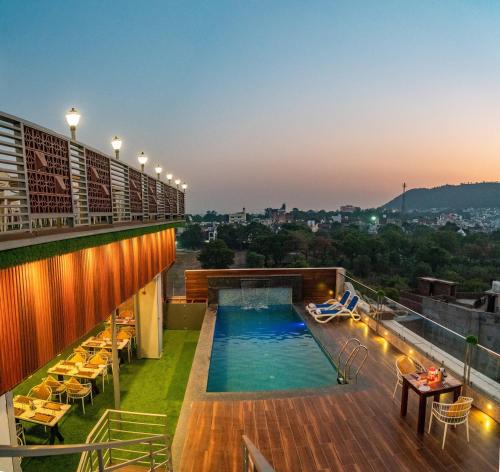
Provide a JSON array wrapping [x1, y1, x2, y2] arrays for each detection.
[[138, 152, 148, 172], [111, 136, 122, 159], [155, 165, 163, 179], [166, 173, 173, 184], [65, 107, 81, 140], [175, 179, 181, 188]]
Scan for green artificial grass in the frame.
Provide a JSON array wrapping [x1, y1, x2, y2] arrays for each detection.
[[0, 221, 185, 270], [14, 329, 199, 472]]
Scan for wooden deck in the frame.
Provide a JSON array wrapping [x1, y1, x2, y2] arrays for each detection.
[[178, 313, 499, 471]]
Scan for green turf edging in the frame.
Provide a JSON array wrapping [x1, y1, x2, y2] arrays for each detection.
[[0, 221, 185, 270]]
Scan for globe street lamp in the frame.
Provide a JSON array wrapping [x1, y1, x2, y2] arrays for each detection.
[[174, 179, 181, 188], [155, 165, 163, 180], [138, 152, 148, 172], [111, 136, 122, 159], [181, 183, 187, 191], [166, 173, 173, 185], [65, 107, 81, 140]]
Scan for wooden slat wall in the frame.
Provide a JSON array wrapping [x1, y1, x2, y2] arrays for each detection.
[[185, 268, 341, 302], [0, 228, 175, 395]]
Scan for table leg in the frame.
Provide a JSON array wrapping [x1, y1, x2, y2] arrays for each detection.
[[433, 393, 440, 402], [49, 424, 64, 444], [453, 386, 461, 402], [91, 379, 100, 395], [400, 379, 409, 417], [417, 395, 427, 434]]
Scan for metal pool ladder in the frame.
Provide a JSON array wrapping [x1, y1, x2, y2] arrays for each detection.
[[337, 338, 368, 384]]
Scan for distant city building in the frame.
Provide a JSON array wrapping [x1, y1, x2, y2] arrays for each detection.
[[340, 205, 360, 213], [228, 207, 247, 224], [265, 203, 288, 226]]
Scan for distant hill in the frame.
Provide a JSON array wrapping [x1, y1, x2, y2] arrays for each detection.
[[381, 182, 500, 211]]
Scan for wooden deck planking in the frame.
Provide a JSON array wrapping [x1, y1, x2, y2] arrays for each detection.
[[179, 314, 499, 471]]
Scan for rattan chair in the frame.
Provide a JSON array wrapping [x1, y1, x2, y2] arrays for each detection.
[[42, 376, 66, 402], [393, 356, 426, 399], [428, 396, 473, 449], [65, 378, 93, 414], [16, 423, 25, 445], [88, 353, 110, 391], [28, 383, 52, 401]]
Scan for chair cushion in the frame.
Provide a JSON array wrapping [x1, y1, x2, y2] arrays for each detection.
[[89, 354, 105, 365], [32, 383, 51, 400], [397, 357, 416, 375], [70, 353, 86, 363], [117, 330, 130, 340], [446, 399, 467, 417]]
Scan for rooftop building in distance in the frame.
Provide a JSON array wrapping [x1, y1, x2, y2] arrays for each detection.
[[228, 207, 247, 224]]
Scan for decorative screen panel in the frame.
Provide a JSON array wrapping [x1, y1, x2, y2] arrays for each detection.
[[23, 126, 72, 214], [85, 149, 112, 213], [129, 168, 143, 214], [147, 176, 157, 214]]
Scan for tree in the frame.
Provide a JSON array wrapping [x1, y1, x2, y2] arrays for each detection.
[[198, 240, 235, 269], [178, 224, 204, 249], [246, 251, 265, 268], [217, 224, 246, 250]]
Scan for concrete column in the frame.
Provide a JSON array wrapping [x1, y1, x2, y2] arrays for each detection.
[[335, 267, 346, 298], [111, 309, 121, 410], [137, 274, 163, 359], [0, 392, 19, 472]]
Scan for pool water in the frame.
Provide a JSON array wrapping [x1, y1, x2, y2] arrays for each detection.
[[207, 305, 338, 392]]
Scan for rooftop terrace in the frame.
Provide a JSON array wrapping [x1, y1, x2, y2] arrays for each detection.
[[177, 305, 499, 471]]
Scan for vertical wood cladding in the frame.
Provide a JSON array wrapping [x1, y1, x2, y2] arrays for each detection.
[[0, 228, 175, 395], [23, 125, 73, 214]]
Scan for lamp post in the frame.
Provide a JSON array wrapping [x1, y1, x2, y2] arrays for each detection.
[[166, 173, 173, 185], [181, 183, 187, 192], [65, 107, 81, 140], [155, 165, 163, 180], [138, 152, 148, 172], [174, 179, 181, 188], [111, 136, 122, 159]]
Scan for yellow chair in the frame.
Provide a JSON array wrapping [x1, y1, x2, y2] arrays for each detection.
[[393, 356, 426, 399], [89, 354, 109, 391], [65, 378, 93, 414], [429, 396, 473, 449], [67, 352, 86, 364], [98, 329, 112, 340], [28, 383, 52, 401], [42, 375, 66, 402]]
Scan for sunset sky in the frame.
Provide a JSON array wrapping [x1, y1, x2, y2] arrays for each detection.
[[1, 1, 499, 214]]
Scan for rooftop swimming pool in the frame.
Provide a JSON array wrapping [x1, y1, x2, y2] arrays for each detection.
[[207, 304, 338, 392]]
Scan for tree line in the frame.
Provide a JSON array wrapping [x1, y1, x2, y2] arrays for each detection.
[[178, 221, 500, 298]]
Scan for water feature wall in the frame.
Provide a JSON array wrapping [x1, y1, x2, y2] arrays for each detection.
[[218, 287, 292, 307]]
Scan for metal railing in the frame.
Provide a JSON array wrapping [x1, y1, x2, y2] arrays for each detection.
[[341, 273, 500, 399], [77, 409, 171, 472], [242, 436, 275, 472], [0, 111, 185, 236], [0, 410, 170, 472], [336, 338, 368, 384]]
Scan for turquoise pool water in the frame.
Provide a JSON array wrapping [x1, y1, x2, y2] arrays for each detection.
[[207, 305, 338, 392]]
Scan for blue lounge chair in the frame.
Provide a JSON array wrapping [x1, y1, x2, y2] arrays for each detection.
[[306, 290, 351, 313], [310, 295, 360, 323]]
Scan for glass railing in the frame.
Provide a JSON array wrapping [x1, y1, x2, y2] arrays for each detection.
[[341, 273, 500, 401]]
